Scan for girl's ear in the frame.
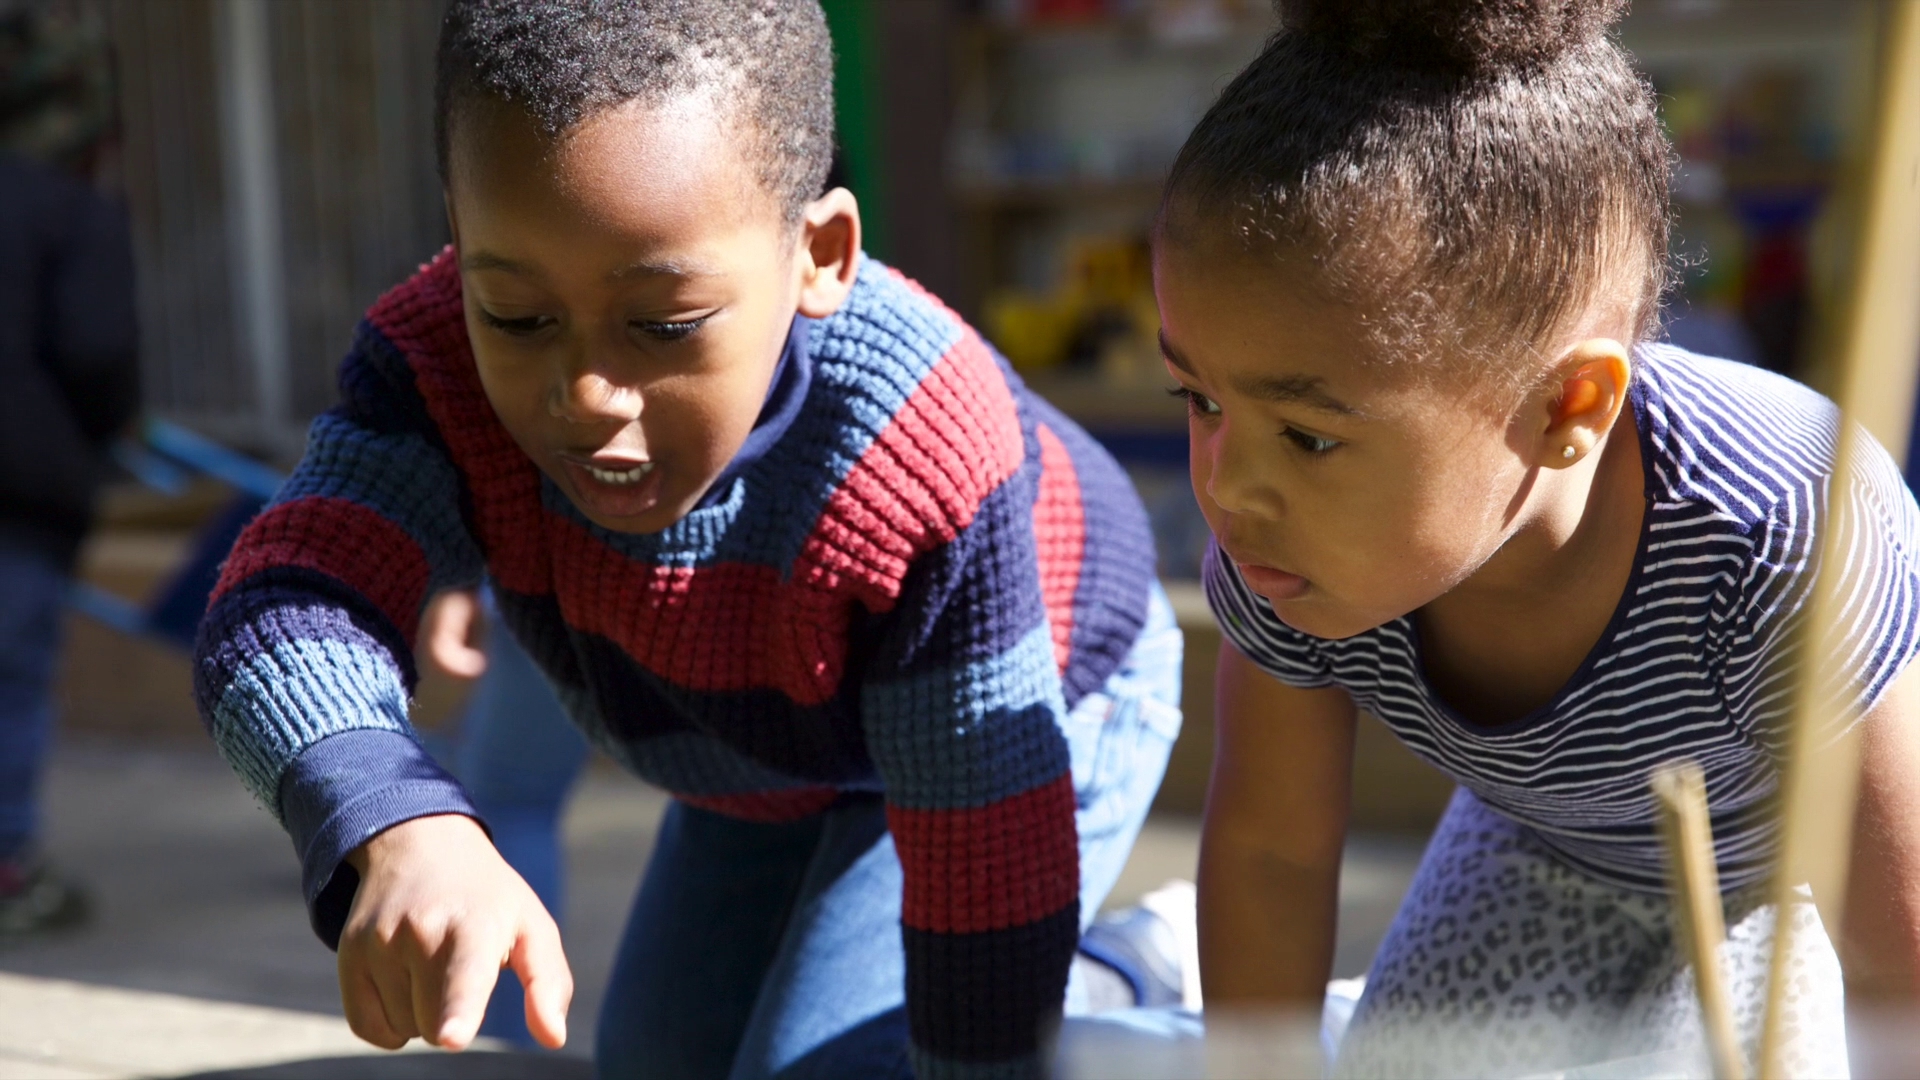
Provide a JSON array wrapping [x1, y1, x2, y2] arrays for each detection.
[[795, 187, 862, 319], [1541, 339, 1632, 469]]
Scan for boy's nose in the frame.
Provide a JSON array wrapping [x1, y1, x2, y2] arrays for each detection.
[[549, 371, 641, 425]]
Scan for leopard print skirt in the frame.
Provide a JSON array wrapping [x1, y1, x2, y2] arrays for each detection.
[[1332, 788, 1847, 1079]]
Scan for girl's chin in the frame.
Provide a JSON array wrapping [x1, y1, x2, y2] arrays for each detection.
[[1260, 593, 1387, 642]]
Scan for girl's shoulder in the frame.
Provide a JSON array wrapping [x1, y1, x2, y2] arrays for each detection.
[[1632, 343, 1852, 536], [1636, 343, 1920, 653]]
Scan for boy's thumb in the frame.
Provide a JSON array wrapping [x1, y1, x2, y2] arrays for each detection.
[[512, 916, 573, 1050]]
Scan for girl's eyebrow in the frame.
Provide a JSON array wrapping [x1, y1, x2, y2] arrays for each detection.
[[1159, 329, 1361, 417], [1234, 372, 1359, 417]]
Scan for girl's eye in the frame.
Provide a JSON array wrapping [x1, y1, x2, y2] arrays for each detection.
[[1167, 385, 1221, 418], [631, 316, 710, 343], [479, 310, 555, 337], [1284, 427, 1340, 456]]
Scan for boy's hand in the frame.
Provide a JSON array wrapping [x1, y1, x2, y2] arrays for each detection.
[[337, 814, 572, 1051]]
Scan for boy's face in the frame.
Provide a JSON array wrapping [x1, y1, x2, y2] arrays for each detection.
[[444, 94, 857, 534]]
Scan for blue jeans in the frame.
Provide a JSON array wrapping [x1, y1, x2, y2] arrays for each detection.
[[0, 543, 66, 863], [451, 616, 589, 1044], [595, 584, 1184, 1079]]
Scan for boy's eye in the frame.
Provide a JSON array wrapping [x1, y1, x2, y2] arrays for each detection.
[[479, 310, 555, 337], [1283, 427, 1340, 456], [631, 316, 710, 343], [1167, 385, 1221, 418]]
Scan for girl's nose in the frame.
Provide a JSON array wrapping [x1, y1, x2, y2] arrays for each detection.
[[1204, 422, 1281, 519]]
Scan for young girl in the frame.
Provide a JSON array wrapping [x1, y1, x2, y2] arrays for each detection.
[[1152, 0, 1920, 1074]]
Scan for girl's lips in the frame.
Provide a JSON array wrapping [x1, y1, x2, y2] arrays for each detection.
[[1237, 561, 1310, 601], [560, 456, 665, 520]]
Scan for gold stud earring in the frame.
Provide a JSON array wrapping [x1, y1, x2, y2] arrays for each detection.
[[1562, 445, 1577, 460]]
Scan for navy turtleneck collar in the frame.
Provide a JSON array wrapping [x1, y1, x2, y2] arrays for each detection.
[[695, 314, 814, 509]]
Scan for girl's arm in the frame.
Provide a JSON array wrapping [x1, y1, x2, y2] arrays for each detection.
[[1199, 642, 1358, 1007], [1843, 659, 1920, 1000]]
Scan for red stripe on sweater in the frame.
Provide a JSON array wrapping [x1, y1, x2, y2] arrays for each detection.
[[1033, 424, 1084, 672], [212, 497, 431, 644], [890, 774, 1080, 935], [367, 248, 553, 596], [676, 787, 842, 823], [793, 325, 1026, 606], [549, 518, 853, 704]]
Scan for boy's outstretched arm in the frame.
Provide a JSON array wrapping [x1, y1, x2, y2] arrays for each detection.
[[338, 814, 571, 1050], [193, 286, 571, 1051], [1198, 643, 1356, 1008]]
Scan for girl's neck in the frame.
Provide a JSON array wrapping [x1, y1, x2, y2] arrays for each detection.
[[1414, 402, 1647, 726]]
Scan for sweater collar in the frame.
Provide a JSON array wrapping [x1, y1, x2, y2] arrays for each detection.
[[695, 313, 813, 509]]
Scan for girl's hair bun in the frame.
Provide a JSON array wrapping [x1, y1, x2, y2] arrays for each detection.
[[1276, 0, 1628, 75]]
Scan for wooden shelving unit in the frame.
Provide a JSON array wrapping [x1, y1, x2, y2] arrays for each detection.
[[946, 6, 1275, 318]]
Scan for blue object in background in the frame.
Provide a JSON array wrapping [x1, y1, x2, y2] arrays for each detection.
[[69, 419, 281, 650]]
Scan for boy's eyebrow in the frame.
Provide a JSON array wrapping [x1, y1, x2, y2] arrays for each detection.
[[461, 251, 543, 278], [1158, 329, 1359, 417], [459, 252, 722, 281], [608, 258, 721, 282]]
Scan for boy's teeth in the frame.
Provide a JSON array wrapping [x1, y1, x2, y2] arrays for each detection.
[[587, 462, 653, 485]]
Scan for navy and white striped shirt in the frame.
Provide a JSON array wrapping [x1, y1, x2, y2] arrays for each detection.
[[1205, 344, 1920, 893]]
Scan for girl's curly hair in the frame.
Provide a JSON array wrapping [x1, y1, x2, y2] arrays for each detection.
[[1162, 0, 1673, 390]]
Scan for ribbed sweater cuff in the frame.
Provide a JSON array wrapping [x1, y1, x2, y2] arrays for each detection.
[[278, 728, 481, 949]]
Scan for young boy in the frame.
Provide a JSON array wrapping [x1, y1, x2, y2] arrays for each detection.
[[192, 2, 1180, 1077]]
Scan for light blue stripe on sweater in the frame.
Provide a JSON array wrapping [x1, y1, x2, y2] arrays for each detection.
[[209, 635, 413, 819]]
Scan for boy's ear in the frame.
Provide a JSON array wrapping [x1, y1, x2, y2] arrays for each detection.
[[1540, 338, 1632, 469], [795, 187, 861, 319]]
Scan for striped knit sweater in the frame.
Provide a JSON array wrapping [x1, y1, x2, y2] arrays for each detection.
[[193, 250, 1155, 1076]]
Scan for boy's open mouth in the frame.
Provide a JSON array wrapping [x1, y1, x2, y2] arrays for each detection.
[[559, 453, 666, 521], [585, 461, 654, 485]]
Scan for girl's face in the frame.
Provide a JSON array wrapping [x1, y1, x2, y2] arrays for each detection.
[[1154, 243, 1541, 640]]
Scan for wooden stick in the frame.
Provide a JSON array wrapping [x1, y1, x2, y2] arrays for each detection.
[[1652, 762, 1743, 1080], [1758, 5, 1920, 1078]]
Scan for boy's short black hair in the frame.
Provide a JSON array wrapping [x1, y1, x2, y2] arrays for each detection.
[[434, 0, 836, 223]]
